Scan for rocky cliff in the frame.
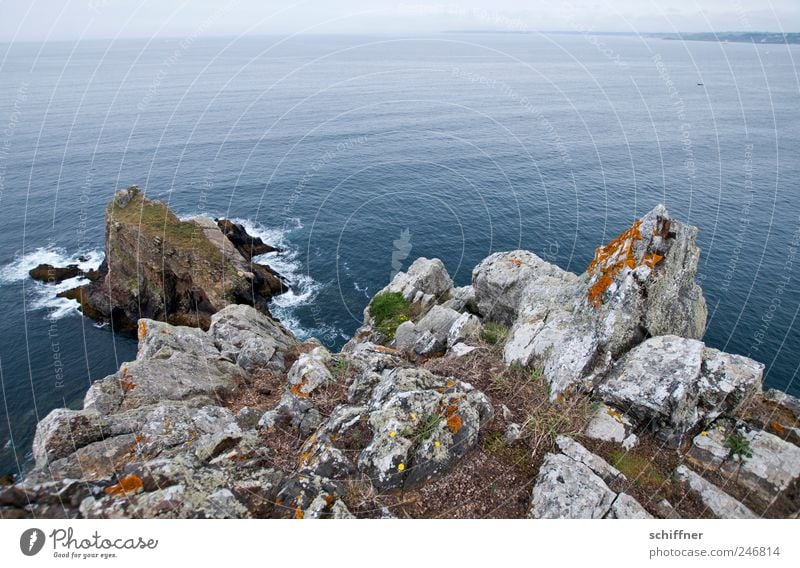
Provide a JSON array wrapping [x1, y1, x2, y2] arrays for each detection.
[[2, 204, 798, 519], [56, 186, 288, 331]]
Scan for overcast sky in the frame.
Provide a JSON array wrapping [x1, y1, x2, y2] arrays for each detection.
[[1, 0, 798, 42]]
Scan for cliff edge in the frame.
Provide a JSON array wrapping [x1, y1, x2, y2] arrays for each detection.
[[3, 204, 798, 519]]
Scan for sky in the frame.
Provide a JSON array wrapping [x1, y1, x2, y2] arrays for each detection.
[[0, 0, 798, 42]]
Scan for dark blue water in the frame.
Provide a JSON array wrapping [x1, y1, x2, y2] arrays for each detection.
[[1, 34, 799, 475]]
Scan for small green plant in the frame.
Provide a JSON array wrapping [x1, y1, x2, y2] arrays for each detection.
[[332, 357, 350, 377], [369, 291, 412, 340], [481, 322, 509, 346], [402, 413, 442, 445], [724, 431, 753, 463]]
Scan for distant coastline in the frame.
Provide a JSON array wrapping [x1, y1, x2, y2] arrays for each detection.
[[444, 30, 800, 44]]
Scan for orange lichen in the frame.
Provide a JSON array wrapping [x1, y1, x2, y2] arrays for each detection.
[[119, 368, 137, 392], [137, 320, 148, 342], [375, 346, 401, 354], [508, 258, 523, 268], [771, 421, 786, 435], [294, 507, 304, 519], [586, 219, 668, 307], [104, 474, 144, 497], [325, 494, 335, 506], [290, 381, 309, 399], [642, 253, 664, 268], [446, 414, 463, 434]]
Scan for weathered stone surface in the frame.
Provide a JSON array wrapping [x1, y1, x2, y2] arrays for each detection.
[[358, 368, 493, 491], [287, 346, 334, 397], [447, 312, 482, 347], [675, 465, 756, 519], [583, 403, 637, 448], [473, 250, 570, 326], [606, 493, 654, 519], [764, 388, 800, 421], [209, 304, 298, 372], [596, 336, 763, 442], [555, 436, 625, 485], [528, 453, 616, 519], [686, 424, 800, 510]]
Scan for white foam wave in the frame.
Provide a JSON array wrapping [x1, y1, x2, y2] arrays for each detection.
[[0, 246, 104, 320], [353, 281, 370, 299], [0, 246, 103, 285], [237, 217, 342, 342]]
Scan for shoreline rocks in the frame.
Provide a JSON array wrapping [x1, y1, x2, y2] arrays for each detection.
[[4, 203, 799, 519]]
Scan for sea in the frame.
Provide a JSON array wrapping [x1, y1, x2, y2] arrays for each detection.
[[0, 33, 798, 475]]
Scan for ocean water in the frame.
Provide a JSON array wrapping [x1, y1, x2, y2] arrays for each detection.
[[0, 33, 798, 475]]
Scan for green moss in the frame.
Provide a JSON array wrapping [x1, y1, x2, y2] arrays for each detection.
[[401, 413, 442, 445], [369, 291, 412, 339], [481, 322, 509, 345], [609, 450, 666, 489], [109, 189, 223, 264]]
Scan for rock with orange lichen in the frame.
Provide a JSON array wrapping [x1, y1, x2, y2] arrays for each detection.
[[501, 205, 707, 399], [356, 367, 493, 491]]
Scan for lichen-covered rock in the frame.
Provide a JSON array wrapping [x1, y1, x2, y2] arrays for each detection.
[[596, 336, 763, 443], [447, 312, 482, 348], [353, 368, 492, 491], [209, 304, 298, 372], [555, 435, 625, 485], [473, 250, 569, 326], [686, 424, 800, 510], [528, 453, 616, 519], [583, 403, 638, 449], [287, 346, 334, 397], [675, 465, 756, 519], [606, 493, 654, 519], [369, 257, 453, 320]]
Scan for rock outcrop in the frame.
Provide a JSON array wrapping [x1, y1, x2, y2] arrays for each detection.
[[4, 203, 799, 520], [56, 186, 288, 331]]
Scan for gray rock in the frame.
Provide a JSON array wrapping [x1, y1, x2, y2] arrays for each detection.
[[597, 336, 763, 443], [654, 499, 682, 519], [504, 423, 522, 444], [583, 403, 635, 446], [528, 453, 616, 519], [764, 389, 800, 421], [287, 346, 334, 397], [675, 465, 756, 519], [555, 436, 625, 485], [442, 285, 476, 313], [446, 312, 482, 348], [209, 304, 298, 372], [686, 425, 800, 510], [357, 367, 493, 491], [447, 343, 479, 358], [597, 336, 705, 441], [473, 250, 569, 326], [606, 493, 654, 519]]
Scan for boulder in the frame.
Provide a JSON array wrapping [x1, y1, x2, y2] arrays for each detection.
[[209, 304, 298, 372], [675, 465, 756, 519], [287, 346, 334, 397], [356, 368, 493, 491], [686, 424, 800, 510], [372, 257, 453, 317], [596, 336, 762, 443], [528, 453, 616, 519], [473, 250, 568, 326]]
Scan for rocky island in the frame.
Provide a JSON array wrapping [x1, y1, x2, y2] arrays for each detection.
[[2, 197, 798, 519], [53, 186, 288, 332]]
